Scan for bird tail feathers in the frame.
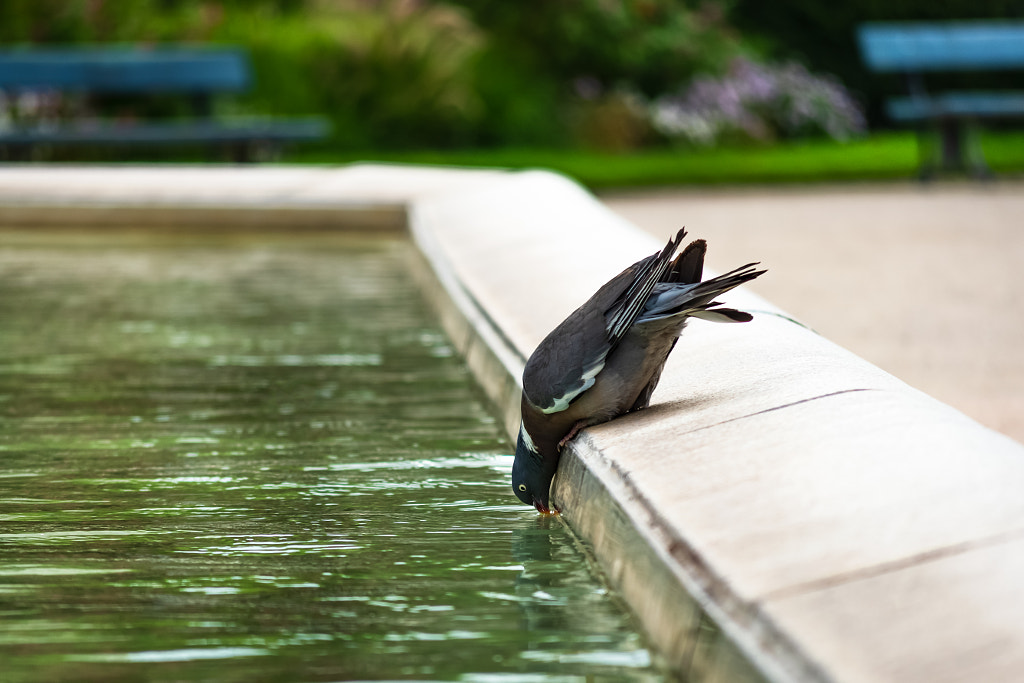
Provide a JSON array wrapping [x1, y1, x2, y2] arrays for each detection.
[[638, 262, 764, 324], [667, 238, 707, 285]]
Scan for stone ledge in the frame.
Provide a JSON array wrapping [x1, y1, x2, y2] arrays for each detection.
[[3, 163, 1023, 682]]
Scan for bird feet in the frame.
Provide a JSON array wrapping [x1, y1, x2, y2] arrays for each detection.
[[557, 421, 587, 451]]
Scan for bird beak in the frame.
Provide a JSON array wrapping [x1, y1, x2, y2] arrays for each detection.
[[533, 499, 560, 515]]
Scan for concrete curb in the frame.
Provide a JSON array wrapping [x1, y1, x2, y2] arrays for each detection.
[[4, 164, 1024, 682]]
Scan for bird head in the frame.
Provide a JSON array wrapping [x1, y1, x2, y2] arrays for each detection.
[[512, 425, 557, 514]]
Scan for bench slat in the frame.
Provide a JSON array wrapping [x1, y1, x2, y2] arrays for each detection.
[[858, 22, 1024, 72], [0, 119, 330, 145], [887, 92, 1024, 121], [0, 48, 250, 92], [0, 46, 329, 159]]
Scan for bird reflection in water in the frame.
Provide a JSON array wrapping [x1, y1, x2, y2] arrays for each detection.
[[508, 513, 652, 664]]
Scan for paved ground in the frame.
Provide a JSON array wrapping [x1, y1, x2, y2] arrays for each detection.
[[601, 181, 1024, 445]]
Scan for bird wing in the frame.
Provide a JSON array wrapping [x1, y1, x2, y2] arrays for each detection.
[[522, 232, 684, 414]]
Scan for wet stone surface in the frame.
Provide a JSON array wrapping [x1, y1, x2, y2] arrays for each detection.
[[0, 233, 662, 682]]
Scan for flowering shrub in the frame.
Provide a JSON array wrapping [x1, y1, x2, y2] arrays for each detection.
[[651, 58, 866, 146]]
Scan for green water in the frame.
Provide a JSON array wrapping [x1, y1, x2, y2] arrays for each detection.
[[0, 233, 662, 682]]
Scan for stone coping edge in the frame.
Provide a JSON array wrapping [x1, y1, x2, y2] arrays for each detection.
[[0, 201, 406, 231]]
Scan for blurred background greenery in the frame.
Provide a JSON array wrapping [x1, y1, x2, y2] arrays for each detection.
[[1, 0, 1023, 184]]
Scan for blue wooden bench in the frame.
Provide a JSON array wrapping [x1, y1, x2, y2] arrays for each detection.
[[857, 21, 1024, 178], [0, 47, 330, 161]]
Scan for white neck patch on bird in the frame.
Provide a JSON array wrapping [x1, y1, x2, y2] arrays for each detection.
[[519, 423, 539, 454]]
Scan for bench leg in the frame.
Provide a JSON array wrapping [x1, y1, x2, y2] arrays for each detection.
[[928, 118, 992, 180], [960, 119, 992, 180], [224, 141, 281, 163], [939, 118, 964, 173], [0, 143, 34, 162], [916, 125, 939, 181], [913, 118, 991, 180]]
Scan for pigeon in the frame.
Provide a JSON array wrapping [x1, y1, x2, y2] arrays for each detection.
[[512, 228, 764, 513]]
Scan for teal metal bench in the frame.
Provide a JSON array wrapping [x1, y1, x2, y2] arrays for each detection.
[[857, 21, 1024, 178], [0, 47, 330, 161]]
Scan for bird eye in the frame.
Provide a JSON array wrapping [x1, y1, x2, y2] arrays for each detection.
[[518, 484, 527, 492]]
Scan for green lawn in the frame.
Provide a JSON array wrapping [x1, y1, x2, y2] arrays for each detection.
[[288, 131, 1024, 190]]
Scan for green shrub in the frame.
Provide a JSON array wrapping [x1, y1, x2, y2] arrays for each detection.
[[216, 1, 487, 148]]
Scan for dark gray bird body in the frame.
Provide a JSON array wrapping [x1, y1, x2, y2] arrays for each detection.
[[512, 229, 764, 513]]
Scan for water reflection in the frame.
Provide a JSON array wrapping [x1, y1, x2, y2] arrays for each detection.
[[0, 234, 662, 681]]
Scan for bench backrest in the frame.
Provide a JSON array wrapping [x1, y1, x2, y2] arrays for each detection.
[[858, 21, 1024, 72], [0, 47, 251, 93]]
